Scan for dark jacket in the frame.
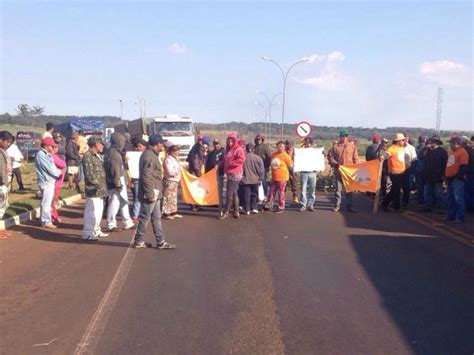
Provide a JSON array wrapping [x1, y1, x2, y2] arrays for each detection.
[[66, 140, 81, 166], [138, 146, 163, 203], [241, 152, 265, 185], [205, 147, 226, 175], [105, 133, 126, 190], [365, 143, 379, 161], [424, 146, 448, 183], [464, 145, 474, 175], [188, 145, 206, 177], [82, 150, 107, 198], [254, 143, 272, 168]]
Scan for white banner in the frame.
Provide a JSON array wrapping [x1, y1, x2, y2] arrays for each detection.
[[293, 147, 325, 172], [125, 151, 142, 179]]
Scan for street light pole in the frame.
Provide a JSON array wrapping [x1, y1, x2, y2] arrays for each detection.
[[256, 90, 282, 140], [262, 56, 309, 140], [119, 99, 123, 120]]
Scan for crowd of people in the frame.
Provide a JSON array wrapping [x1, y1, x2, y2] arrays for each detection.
[[0, 123, 473, 246]]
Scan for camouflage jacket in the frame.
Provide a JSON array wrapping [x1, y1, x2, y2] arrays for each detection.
[[82, 150, 107, 198]]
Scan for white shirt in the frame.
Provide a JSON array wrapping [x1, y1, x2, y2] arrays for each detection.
[[404, 143, 417, 168], [6, 144, 24, 169]]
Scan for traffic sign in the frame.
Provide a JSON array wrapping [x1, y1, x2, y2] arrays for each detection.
[[295, 121, 312, 138]]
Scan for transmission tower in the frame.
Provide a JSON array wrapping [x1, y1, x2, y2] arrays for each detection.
[[436, 88, 443, 135]]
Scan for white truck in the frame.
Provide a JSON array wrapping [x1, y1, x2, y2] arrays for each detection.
[[114, 114, 195, 163]]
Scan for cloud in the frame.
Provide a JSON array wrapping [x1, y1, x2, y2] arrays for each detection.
[[167, 42, 191, 55], [420, 60, 471, 87], [300, 51, 352, 90]]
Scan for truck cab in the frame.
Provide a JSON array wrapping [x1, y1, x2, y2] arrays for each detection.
[[148, 115, 195, 163]]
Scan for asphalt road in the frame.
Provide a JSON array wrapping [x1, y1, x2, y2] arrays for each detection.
[[1, 193, 473, 355]]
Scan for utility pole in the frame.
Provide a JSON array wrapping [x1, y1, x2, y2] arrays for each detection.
[[436, 88, 443, 135], [119, 99, 123, 120]]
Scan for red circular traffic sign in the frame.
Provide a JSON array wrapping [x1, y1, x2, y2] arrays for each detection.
[[295, 121, 312, 138]]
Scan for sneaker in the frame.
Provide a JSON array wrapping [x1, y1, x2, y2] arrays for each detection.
[[251, 209, 259, 214], [307, 207, 315, 212], [97, 231, 109, 238], [245, 211, 251, 216], [123, 223, 136, 230], [299, 206, 306, 212], [82, 235, 98, 241], [43, 223, 57, 229], [157, 241, 176, 250], [275, 208, 284, 214], [332, 207, 340, 212], [233, 211, 240, 219], [218, 213, 229, 220], [134, 241, 148, 248], [173, 214, 183, 219]]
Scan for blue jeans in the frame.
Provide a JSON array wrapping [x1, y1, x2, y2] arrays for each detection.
[[134, 198, 164, 244], [131, 178, 140, 218], [465, 174, 474, 213], [424, 182, 445, 209], [300, 172, 316, 208], [39, 180, 55, 225], [447, 179, 465, 222]]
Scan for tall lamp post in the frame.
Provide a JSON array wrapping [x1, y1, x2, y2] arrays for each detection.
[[119, 99, 123, 120], [256, 90, 282, 140], [261, 56, 309, 140]]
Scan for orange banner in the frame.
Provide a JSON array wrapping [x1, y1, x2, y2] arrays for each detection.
[[338, 160, 382, 193], [180, 167, 219, 206]]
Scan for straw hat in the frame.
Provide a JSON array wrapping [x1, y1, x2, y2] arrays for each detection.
[[393, 133, 405, 141]]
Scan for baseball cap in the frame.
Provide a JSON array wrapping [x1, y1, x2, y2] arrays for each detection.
[[42, 137, 57, 147], [149, 134, 166, 146], [52, 132, 62, 139], [87, 136, 104, 146], [339, 129, 349, 137]]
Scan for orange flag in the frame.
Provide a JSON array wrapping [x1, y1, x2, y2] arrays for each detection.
[[338, 160, 382, 193], [180, 167, 219, 205]]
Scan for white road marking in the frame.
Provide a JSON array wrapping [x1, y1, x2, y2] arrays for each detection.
[[74, 237, 136, 355]]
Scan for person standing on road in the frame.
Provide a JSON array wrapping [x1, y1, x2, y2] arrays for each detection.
[[376, 138, 389, 197], [133, 134, 176, 250], [381, 133, 406, 212], [0, 131, 14, 220], [129, 138, 147, 222], [6, 138, 25, 191], [206, 138, 226, 208], [162, 145, 183, 220], [445, 136, 469, 223], [50, 143, 66, 224], [82, 137, 109, 241], [463, 136, 474, 213], [402, 135, 417, 208], [240, 143, 264, 215], [421, 136, 447, 212], [328, 129, 359, 212], [254, 134, 272, 197], [299, 137, 318, 212], [414, 135, 428, 206], [66, 132, 82, 193], [105, 132, 135, 232], [285, 140, 300, 204], [219, 132, 245, 219], [365, 134, 381, 162], [35, 137, 61, 229], [187, 138, 209, 212], [264, 141, 293, 214]]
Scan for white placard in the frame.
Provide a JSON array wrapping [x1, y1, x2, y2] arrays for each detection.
[[293, 147, 325, 172], [126, 151, 142, 179]]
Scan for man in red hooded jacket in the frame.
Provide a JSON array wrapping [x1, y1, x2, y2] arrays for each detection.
[[219, 132, 245, 219]]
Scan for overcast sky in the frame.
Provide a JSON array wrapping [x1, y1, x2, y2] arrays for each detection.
[[1, 1, 472, 130]]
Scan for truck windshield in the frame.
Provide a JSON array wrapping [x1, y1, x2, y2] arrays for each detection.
[[153, 122, 193, 137]]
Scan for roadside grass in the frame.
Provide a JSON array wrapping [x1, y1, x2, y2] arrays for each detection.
[[4, 162, 82, 220]]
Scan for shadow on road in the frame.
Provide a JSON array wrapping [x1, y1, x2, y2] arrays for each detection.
[[349, 234, 474, 354]]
